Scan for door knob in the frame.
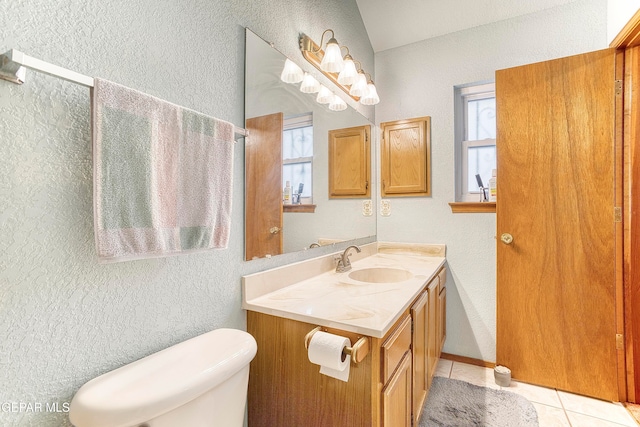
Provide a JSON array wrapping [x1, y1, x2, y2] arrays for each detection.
[[500, 233, 513, 245], [269, 226, 281, 234]]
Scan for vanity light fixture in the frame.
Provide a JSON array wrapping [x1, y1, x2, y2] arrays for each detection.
[[300, 30, 379, 105], [280, 58, 304, 83]]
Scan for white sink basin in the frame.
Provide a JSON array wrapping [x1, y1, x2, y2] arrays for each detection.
[[348, 267, 413, 283]]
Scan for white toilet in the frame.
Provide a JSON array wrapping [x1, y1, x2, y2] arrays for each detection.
[[69, 328, 257, 427]]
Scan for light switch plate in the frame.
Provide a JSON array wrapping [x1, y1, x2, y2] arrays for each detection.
[[381, 200, 391, 216], [362, 200, 372, 216]]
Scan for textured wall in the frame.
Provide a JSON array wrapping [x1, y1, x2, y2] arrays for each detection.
[[0, 1, 373, 425], [374, 0, 608, 362], [607, 0, 640, 42]]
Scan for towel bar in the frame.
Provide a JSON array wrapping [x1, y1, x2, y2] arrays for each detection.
[[0, 49, 248, 140]]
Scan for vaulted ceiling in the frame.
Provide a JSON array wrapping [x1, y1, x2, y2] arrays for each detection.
[[355, 0, 581, 52]]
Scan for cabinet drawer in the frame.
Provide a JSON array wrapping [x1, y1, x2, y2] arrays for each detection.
[[437, 266, 446, 289], [382, 315, 412, 384]]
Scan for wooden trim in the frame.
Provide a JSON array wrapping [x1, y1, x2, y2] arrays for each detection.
[[611, 9, 640, 49], [624, 45, 640, 403], [615, 48, 628, 403], [448, 202, 496, 213], [283, 204, 316, 213], [624, 403, 640, 424], [440, 352, 496, 369]]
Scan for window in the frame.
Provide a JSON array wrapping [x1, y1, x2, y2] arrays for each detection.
[[455, 82, 496, 202], [283, 113, 313, 203]]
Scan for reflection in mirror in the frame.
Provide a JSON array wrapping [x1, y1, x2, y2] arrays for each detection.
[[244, 28, 376, 260]]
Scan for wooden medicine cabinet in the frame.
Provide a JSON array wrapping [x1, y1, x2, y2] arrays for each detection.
[[328, 125, 371, 198], [380, 117, 431, 197]]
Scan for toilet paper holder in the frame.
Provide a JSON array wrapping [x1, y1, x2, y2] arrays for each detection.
[[304, 326, 370, 364]]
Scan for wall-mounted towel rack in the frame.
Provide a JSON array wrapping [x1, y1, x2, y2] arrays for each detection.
[[0, 49, 248, 139]]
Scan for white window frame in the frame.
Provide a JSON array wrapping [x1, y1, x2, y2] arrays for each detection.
[[283, 113, 313, 202], [454, 82, 496, 202]]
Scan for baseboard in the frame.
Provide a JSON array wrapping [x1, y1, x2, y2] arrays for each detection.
[[624, 403, 640, 424], [441, 352, 496, 369]]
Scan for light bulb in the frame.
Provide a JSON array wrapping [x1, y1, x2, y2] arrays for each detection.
[[316, 85, 333, 104], [328, 95, 347, 111], [299, 73, 320, 93], [280, 59, 304, 84], [349, 73, 368, 97], [337, 56, 358, 86], [320, 38, 344, 73], [360, 82, 380, 105]]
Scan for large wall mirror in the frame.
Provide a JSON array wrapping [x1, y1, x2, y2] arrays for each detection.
[[244, 28, 376, 260]]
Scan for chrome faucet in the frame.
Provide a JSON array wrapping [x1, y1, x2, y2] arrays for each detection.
[[335, 245, 361, 273]]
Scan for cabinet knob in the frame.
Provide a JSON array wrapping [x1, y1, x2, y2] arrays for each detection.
[[500, 233, 514, 245], [269, 226, 281, 234]]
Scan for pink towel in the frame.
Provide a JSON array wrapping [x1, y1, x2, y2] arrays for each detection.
[[92, 78, 234, 263]]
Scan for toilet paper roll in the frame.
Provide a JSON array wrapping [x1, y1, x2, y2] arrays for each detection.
[[307, 331, 351, 382]]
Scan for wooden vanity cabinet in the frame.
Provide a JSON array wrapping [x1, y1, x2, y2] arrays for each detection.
[[411, 290, 429, 422], [246, 266, 447, 427], [410, 266, 446, 424], [438, 268, 447, 354], [382, 352, 413, 427], [382, 316, 413, 427], [426, 277, 439, 389]]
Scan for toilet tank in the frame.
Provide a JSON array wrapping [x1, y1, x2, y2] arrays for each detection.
[[69, 328, 257, 427]]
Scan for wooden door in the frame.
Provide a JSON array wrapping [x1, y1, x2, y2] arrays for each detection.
[[625, 45, 640, 403], [382, 352, 412, 427], [496, 49, 619, 401], [245, 113, 283, 260], [411, 290, 428, 423], [380, 117, 431, 197], [328, 125, 371, 198]]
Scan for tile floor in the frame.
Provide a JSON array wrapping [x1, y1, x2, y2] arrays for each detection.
[[435, 359, 640, 427]]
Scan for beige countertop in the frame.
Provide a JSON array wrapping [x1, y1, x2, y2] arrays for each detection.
[[242, 243, 445, 338]]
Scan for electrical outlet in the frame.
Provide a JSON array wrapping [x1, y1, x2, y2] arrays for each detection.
[[381, 200, 391, 216], [362, 200, 372, 216]]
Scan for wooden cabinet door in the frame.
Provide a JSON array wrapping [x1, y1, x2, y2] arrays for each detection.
[[328, 125, 370, 198], [438, 286, 447, 356], [411, 290, 429, 424], [380, 117, 431, 197], [245, 113, 283, 260], [496, 49, 619, 401], [382, 351, 412, 427], [426, 279, 439, 387]]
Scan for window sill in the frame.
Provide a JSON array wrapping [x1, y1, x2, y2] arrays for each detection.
[[449, 202, 496, 213], [284, 204, 316, 213]]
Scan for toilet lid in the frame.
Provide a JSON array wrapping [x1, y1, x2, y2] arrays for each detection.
[[69, 329, 257, 427]]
